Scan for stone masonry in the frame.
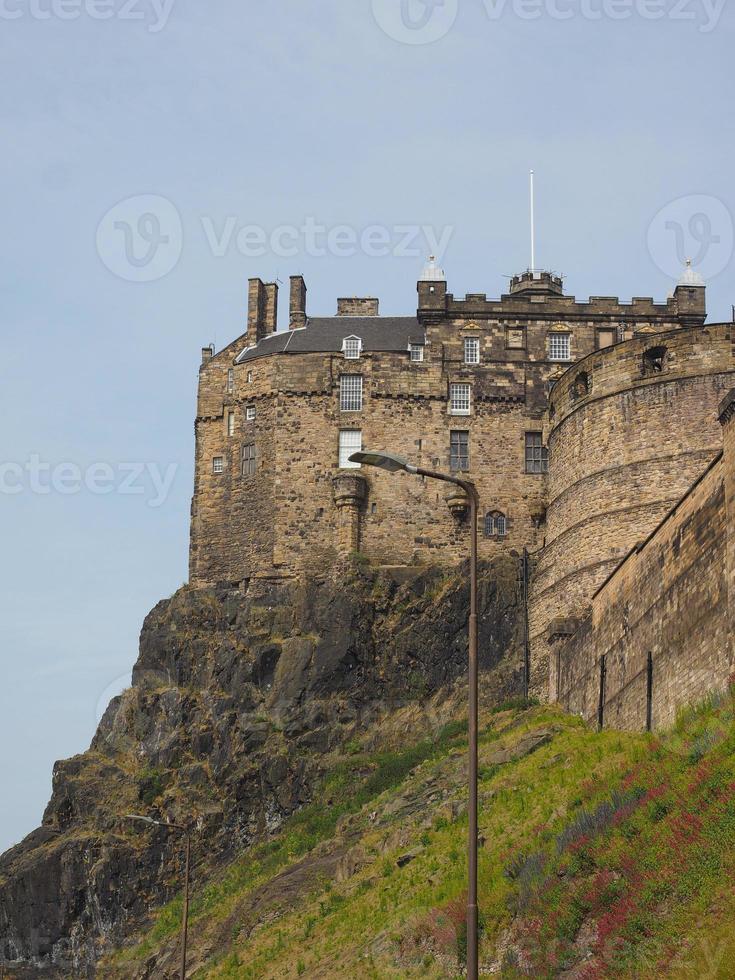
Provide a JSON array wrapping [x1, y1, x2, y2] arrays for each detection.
[[188, 258, 733, 719]]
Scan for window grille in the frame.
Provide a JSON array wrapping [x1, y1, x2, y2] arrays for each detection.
[[525, 432, 549, 473], [212, 456, 224, 475], [484, 511, 507, 537], [449, 383, 471, 415], [343, 337, 362, 359], [340, 375, 363, 412], [548, 333, 571, 361], [464, 337, 480, 364], [450, 430, 470, 472]]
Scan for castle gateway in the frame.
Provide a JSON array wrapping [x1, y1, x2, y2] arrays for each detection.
[[189, 260, 735, 711]]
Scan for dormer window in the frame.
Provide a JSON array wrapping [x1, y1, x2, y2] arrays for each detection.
[[409, 343, 425, 362], [342, 336, 363, 360]]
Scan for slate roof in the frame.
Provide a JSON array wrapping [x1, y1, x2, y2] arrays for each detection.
[[235, 317, 424, 363]]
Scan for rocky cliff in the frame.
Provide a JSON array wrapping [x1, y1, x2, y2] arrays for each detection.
[[0, 557, 524, 977]]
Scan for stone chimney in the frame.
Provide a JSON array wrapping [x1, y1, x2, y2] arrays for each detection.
[[248, 278, 278, 341], [289, 275, 307, 329], [264, 282, 278, 334], [337, 297, 379, 316]]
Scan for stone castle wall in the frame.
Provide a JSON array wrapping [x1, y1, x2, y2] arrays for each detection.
[[188, 269, 732, 719], [551, 393, 735, 730], [528, 324, 735, 696]]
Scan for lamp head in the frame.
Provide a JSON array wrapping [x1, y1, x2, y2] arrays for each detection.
[[125, 814, 159, 827], [349, 451, 417, 473]]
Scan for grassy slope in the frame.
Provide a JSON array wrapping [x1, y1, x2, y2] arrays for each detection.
[[103, 692, 735, 979]]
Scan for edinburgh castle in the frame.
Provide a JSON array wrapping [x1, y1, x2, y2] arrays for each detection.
[[189, 259, 735, 729]]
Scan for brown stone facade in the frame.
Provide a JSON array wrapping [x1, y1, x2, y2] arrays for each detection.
[[528, 323, 735, 697], [189, 264, 734, 721], [551, 396, 735, 730], [190, 270, 705, 592]]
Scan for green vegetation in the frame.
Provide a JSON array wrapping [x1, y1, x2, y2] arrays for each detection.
[[105, 690, 735, 978]]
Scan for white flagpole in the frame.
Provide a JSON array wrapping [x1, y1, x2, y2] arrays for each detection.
[[530, 169, 536, 273]]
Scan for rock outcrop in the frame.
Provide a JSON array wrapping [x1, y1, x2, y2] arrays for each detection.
[[0, 557, 523, 976]]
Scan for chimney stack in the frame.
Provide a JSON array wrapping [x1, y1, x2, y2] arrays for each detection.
[[264, 281, 278, 334], [337, 297, 379, 316], [289, 275, 307, 329], [248, 278, 279, 342]]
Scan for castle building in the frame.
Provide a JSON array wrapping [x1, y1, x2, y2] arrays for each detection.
[[189, 258, 735, 717]]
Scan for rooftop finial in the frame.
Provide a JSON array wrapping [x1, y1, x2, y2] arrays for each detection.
[[678, 258, 705, 287], [420, 255, 446, 282]]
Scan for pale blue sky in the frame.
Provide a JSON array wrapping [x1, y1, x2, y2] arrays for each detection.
[[1, 0, 733, 852]]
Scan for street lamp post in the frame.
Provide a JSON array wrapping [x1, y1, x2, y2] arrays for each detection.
[[125, 815, 191, 980], [349, 451, 480, 980]]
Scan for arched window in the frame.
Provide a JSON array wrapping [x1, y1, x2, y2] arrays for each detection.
[[484, 511, 507, 538], [643, 346, 667, 376]]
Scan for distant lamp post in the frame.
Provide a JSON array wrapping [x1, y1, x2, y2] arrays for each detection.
[[125, 815, 192, 980], [349, 450, 480, 980]]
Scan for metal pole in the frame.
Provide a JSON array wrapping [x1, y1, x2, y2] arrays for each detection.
[[180, 831, 190, 980], [412, 466, 479, 978], [467, 490, 479, 980]]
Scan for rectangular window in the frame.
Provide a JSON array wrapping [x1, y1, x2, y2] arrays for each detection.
[[247, 370, 253, 383], [596, 328, 616, 350], [449, 383, 471, 416], [212, 456, 224, 475], [340, 375, 363, 412], [525, 432, 549, 474], [464, 337, 480, 364], [227, 412, 235, 437], [338, 429, 362, 468], [450, 430, 470, 472], [548, 333, 571, 362], [409, 344, 424, 362], [227, 369, 234, 393], [241, 444, 256, 476], [343, 337, 362, 359], [246, 405, 256, 421]]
